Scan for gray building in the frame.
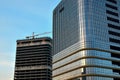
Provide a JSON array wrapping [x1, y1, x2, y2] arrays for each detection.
[[14, 37, 52, 80], [53, 0, 120, 80]]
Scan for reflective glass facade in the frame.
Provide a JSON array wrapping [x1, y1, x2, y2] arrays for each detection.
[[53, 0, 120, 80]]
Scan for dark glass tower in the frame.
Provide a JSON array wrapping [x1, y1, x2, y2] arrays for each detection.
[[14, 37, 52, 80]]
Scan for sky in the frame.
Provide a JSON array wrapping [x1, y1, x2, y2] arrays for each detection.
[[0, 0, 61, 80]]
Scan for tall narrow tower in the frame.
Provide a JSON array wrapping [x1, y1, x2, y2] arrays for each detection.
[[53, 0, 120, 80], [14, 37, 52, 80]]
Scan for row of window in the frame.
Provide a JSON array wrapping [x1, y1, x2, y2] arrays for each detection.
[[15, 74, 51, 77], [113, 69, 120, 74], [15, 69, 52, 80], [16, 52, 51, 56], [17, 50, 51, 54], [15, 77, 51, 80], [17, 44, 51, 49], [112, 61, 120, 66], [107, 17, 119, 23], [17, 48, 51, 52], [15, 72, 52, 76], [16, 63, 51, 67], [16, 54, 51, 58], [110, 45, 120, 51], [15, 69, 51, 73], [16, 56, 51, 60], [109, 38, 120, 44], [107, 2, 120, 73], [17, 47, 51, 51], [106, 10, 118, 16], [111, 53, 120, 58], [15, 78, 51, 80], [106, 4, 118, 10], [17, 45, 51, 50], [108, 23, 120, 30], [106, 0, 120, 62], [108, 31, 120, 37], [16, 60, 51, 64], [111, 51, 120, 69]]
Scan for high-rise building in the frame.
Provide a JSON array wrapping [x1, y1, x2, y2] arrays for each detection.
[[53, 0, 120, 80], [14, 37, 52, 80]]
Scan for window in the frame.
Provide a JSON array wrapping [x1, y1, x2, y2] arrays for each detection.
[[107, 17, 119, 23], [110, 45, 120, 51], [108, 24, 120, 30], [106, 4, 118, 10], [111, 53, 120, 58], [114, 78, 120, 80], [59, 7, 64, 13], [108, 31, 120, 37], [112, 61, 120, 66], [106, 10, 118, 16], [109, 38, 120, 44]]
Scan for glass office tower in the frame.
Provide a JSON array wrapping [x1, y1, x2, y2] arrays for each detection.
[[53, 0, 120, 80], [14, 37, 52, 80]]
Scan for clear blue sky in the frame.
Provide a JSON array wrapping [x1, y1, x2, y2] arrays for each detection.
[[0, 0, 61, 80]]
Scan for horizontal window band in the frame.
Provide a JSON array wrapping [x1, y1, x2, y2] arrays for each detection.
[[111, 52, 120, 58], [110, 45, 120, 51], [108, 31, 120, 37], [53, 48, 120, 64], [106, 4, 118, 10], [53, 65, 120, 78], [67, 73, 120, 80], [109, 38, 120, 44], [107, 17, 119, 23], [106, 10, 118, 16], [53, 55, 120, 71], [108, 23, 120, 30]]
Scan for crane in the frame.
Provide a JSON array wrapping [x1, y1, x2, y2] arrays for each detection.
[[26, 32, 51, 39]]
